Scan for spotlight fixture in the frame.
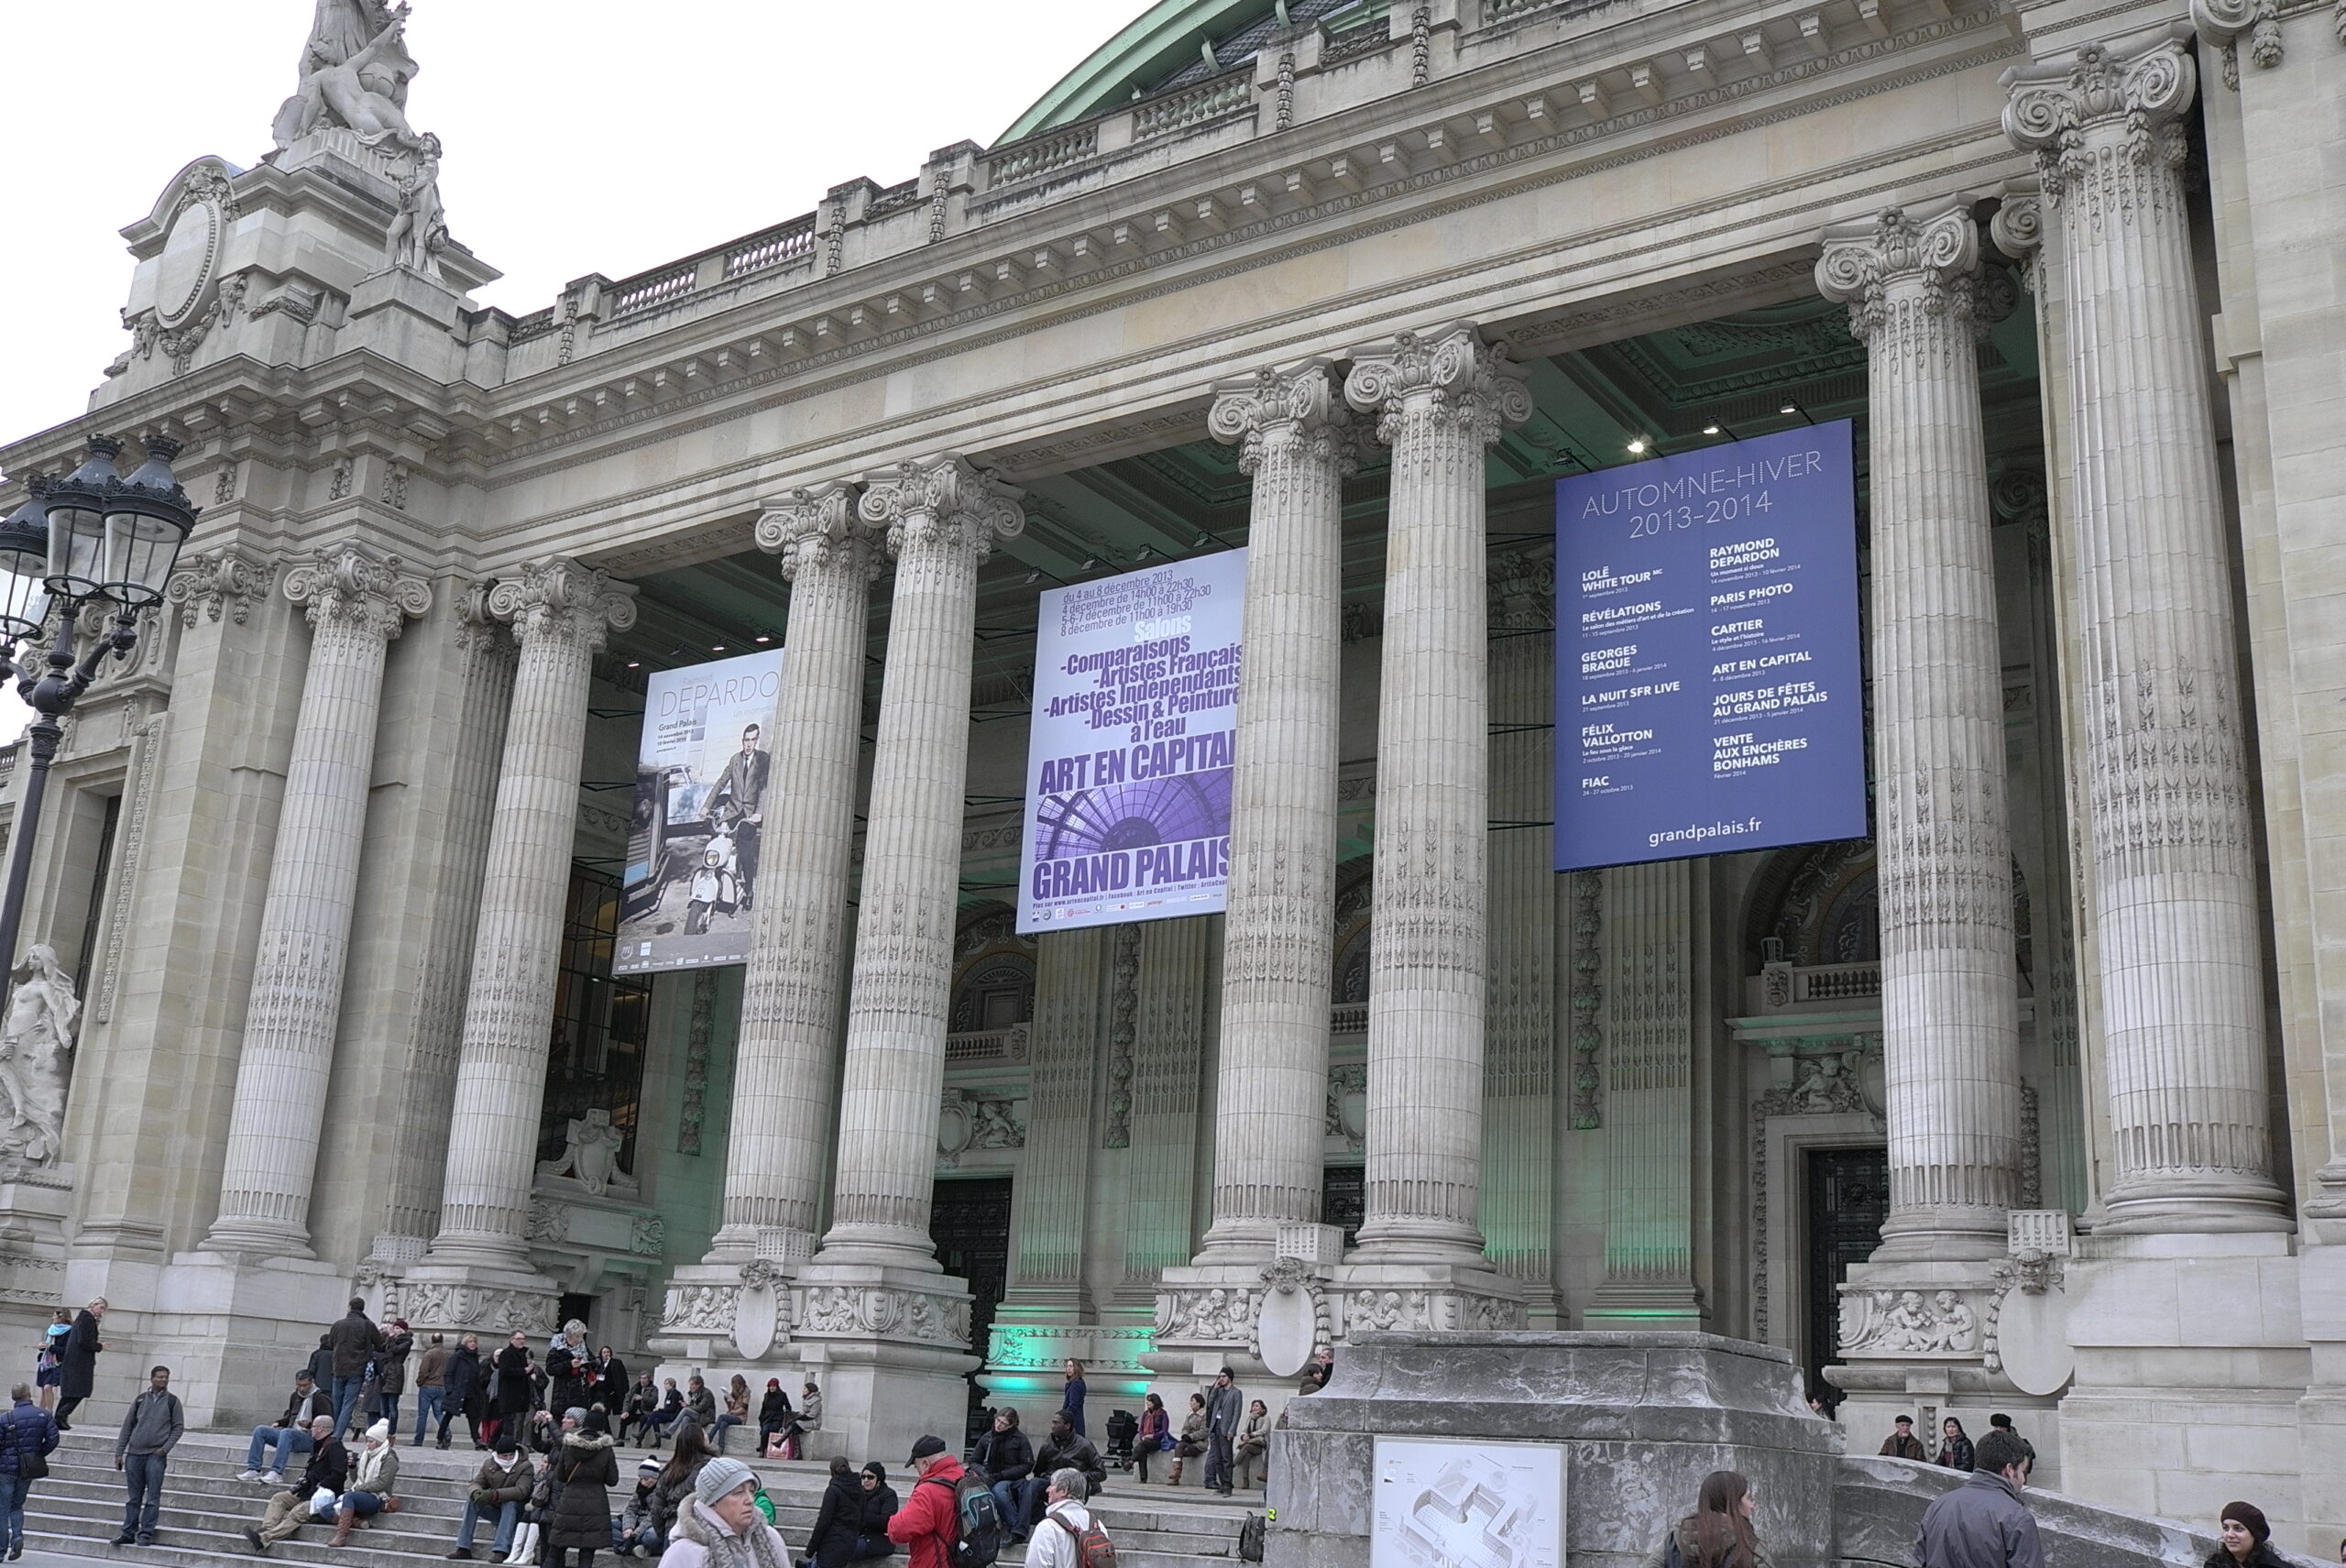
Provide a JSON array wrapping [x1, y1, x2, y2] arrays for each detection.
[[1627, 438, 1649, 455], [1702, 424, 1722, 436], [626, 661, 641, 669], [1135, 545, 1156, 562], [1080, 556, 1101, 571], [754, 633, 772, 643], [712, 644, 727, 652], [1195, 532, 1213, 547], [1780, 402, 1799, 415], [1025, 571, 1041, 585]]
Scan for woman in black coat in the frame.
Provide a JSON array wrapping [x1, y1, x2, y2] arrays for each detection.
[[807, 1456, 865, 1568], [757, 1379, 795, 1456], [490, 1332, 536, 1443], [53, 1302, 103, 1431], [443, 1334, 486, 1450], [855, 1464, 898, 1557], [543, 1412, 619, 1568]]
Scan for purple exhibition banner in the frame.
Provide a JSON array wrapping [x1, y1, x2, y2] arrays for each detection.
[[1017, 549, 1247, 934], [1552, 421, 1866, 872]]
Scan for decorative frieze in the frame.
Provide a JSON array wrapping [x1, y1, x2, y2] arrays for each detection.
[[798, 1284, 971, 1346]]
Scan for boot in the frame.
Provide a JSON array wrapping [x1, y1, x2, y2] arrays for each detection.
[[1168, 1460, 1183, 1486], [332, 1508, 357, 1548]]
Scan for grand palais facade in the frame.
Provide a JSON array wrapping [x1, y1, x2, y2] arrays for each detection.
[[1, 0, 2341, 1549]]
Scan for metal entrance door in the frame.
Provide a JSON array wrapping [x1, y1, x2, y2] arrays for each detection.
[[1805, 1146, 1888, 1409], [930, 1177, 1012, 1440]]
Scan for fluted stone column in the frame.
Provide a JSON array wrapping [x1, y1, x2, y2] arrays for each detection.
[[1343, 323, 1529, 1265], [414, 558, 636, 1302], [1191, 361, 1354, 1260], [704, 483, 877, 1264], [815, 456, 1025, 1266], [2004, 32, 2287, 1230], [1818, 199, 2024, 1260], [794, 456, 1021, 1468], [203, 544, 431, 1255]]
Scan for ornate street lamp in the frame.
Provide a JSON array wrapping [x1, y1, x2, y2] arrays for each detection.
[[0, 435, 198, 992]]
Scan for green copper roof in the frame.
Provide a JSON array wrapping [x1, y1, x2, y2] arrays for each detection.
[[1000, 0, 1282, 143]]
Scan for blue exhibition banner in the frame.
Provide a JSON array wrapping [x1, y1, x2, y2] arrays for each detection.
[[1017, 550, 1246, 934], [1552, 421, 1866, 872]]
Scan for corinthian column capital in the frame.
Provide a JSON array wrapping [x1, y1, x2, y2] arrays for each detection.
[[1207, 360, 1358, 476], [486, 557, 638, 652], [757, 481, 880, 584], [1815, 198, 1981, 342], [1343, 322, 1531, 446], [856, 455, 1025, 565], [282, 543, 433, 641], [2001, 27, 2197, 198]]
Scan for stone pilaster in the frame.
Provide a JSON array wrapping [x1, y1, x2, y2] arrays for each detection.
[[704, 483, 878, 1264], [1585, 860, 1703, 1321], [1342, 323, 1529, 1266], [794, 455, 1020, 1465], [202, 544, 432, 1256], [2001, 31, 2287, 1233], [1118, 919, 1213, 1302], [1482, 559, 1559, 1321], [998, 927, 1107, 1321], [1818, 199, 2023, 1261], [1192, 361, 1355, 1261], [408, 558, 635, 1331]]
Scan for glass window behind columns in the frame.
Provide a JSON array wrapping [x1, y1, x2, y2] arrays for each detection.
[[537, 865, 652, 1177]]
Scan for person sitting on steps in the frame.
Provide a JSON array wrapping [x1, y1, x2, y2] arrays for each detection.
[[244, 1415, 345, 1554], [239, 1369, 332, 1484]]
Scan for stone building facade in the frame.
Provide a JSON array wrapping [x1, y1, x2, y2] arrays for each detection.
[[1, 0, 2342, 1551]]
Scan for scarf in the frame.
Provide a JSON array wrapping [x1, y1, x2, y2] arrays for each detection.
[[690, 1498, 791, 1568], [352, 1442, 391, 1494]]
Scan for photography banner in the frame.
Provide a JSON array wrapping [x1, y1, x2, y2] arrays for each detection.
[[1553, 420, 1866, 872], [615, 649, 785, 973], [1018, 550, 1247, 934]]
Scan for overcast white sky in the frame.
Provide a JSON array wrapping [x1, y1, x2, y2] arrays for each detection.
[[0, 0, 1125, 740]]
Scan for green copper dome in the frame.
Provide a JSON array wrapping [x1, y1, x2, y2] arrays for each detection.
[[1000, 0, 1386, 142]]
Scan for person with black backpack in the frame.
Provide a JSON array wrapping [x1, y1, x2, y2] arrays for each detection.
[[891, 1435, 1003, 1568], [0, 1380, 60, 1561], [1638, 1471, 1774, 1568]]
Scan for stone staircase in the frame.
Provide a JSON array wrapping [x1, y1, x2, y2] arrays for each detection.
[[25, 1431, 1255, 1568]]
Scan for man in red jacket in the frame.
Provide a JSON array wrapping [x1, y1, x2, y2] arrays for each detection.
[[888, 1435, 963, 1568]]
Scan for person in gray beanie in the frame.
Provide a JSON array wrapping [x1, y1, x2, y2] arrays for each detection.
[[661, 1457, 789, 1568]]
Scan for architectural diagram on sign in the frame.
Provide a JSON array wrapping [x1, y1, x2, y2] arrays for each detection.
[[1372, 1442, 1563, 1568]]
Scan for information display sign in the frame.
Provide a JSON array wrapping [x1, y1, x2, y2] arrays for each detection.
[[615, 650, 784, 973], [1018, 551, 1246, 934], [1553, 421, 1866, 872]]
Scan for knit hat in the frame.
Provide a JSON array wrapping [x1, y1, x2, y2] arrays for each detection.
[[2220, 1503, 2271, 1545], [908, 1434, 947, 1465], [638, 1456, 663, 1476], [494, 1434, 519, 1454], [365, 1420, 390, 1445], [696, 1456, 757, 1508]]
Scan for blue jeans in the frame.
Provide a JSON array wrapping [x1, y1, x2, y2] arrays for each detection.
[[461, 1497, 521, 1554], [613, 1519, 663, 1553], [990, 1481, 1026, 1537], [1014, 1477, 1055, 1536], [413, 1387, 445, 1444], [246, 1425, 314, 1473], [122, 1452, 167, 1540], [332, 1375, 365, 1434], [0, 1471, 28, 1550], [710, 1413, 743, 1453], [340, 1489, 387, 1518]]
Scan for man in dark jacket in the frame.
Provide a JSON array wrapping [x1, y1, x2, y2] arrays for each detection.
[[451, 1432, 534, 1560], [413, 1333, 452, 1448], [443, 1334, 486, 1451], [0, 1380, 60, 1560], [53, 1299, 104, 1431], [1915, 1430, 2042, 1568], [972, 1409, 1034, 1541], [304, 1333, 334, 1391], [375, 1320, 414, 1437], [240, 1371, 332, 1482], [1017, 1411, 1104, 1538], [245, 1416, 345, 1553], [112, 1365, 184, 1546], [1203, 1368, 1242, 1496], [1880, 1415, 1928, 1461], [326, 1298, 380, 1438]]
